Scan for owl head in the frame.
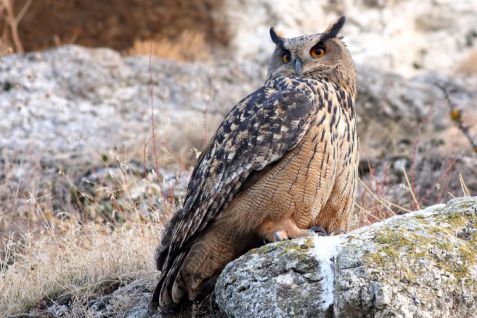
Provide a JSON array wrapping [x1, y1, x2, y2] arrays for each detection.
[[267, 16, 356, 88]]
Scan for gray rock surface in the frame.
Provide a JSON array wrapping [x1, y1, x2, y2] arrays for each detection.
[[0, 45, 262, 227], [43, 274, 163, 318], [221, 0, 477, 76], [0, 45, 262, 158], [215, 196, 477, 318]]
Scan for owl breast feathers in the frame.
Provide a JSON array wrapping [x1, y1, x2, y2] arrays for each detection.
[[152, 16, 358, 308]]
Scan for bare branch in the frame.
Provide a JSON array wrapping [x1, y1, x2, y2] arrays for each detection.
[[2, 0, 32, 53], [434, 82, 477, 153]]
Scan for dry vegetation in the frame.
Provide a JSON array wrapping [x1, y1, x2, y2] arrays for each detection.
[[0, 0, 29, 55], [128, 31, 211, 61], [0, 147, 181, 315], [0, 139, 186, 316], [0, 3, 201, 309], [1, 219, 163, 316]]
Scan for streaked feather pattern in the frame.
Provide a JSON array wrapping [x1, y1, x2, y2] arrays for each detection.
[[153, 77, 320, 304]]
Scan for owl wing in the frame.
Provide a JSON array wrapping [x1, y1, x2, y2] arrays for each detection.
[[162, 79, 318, 259]]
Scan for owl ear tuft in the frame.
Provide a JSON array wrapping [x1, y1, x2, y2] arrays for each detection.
[[269, 27, 284, 47], [321, 16, 346, 43]]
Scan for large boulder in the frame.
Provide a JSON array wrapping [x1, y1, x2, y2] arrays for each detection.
[[215, 196, 477, 317]]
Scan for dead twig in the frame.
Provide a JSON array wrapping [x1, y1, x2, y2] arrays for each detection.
[[2, 0, 32, 53], [147, 43, 160, 174], [459, 173, 471, 197], [401, 166, 421, 210], [434, 83, 477, 154]]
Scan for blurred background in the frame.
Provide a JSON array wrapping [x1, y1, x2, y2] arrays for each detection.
[[0, 1, 476, 316], [2, 0, 477, 75]]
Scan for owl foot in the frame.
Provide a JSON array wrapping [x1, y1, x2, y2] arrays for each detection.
[[261, 230, 289, 243], [259, 218, 315, 243], [309, 226, 328, 236]]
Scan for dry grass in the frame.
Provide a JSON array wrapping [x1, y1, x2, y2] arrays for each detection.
[[128, 30, 210, 61], [0, 218, 166, 316], [355, 155, 475, 228], [0, 134, 181, 316], [0, 135, 185, 315], [0, 35, 189, 314]]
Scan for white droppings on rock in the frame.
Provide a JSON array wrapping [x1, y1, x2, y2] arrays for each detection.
[[309, 235, 344, 310]]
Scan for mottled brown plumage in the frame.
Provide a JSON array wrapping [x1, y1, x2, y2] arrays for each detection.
[[152, 16, 358, 308]]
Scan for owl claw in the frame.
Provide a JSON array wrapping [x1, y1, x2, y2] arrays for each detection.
[[309, 226, 328, 236], [273, 232, 285, 241], [263, 231, 288, 243]]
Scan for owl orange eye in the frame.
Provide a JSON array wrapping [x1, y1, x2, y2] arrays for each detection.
[[310, 45, 326, 59], [281, 52, 291, 63]]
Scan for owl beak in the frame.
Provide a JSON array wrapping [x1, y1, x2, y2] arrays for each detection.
[[294, 58, 302, 77]]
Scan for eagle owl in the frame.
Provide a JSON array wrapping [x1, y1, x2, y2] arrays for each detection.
[[152, 16, 358, 307]]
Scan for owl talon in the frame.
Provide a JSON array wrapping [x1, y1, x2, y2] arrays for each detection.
[[310, 226, 328, 236], [263, 231, 289, 243], [273, 232, 285, 241]]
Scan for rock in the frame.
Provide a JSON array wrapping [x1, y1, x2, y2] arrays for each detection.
[[215, 196, 477, 317], [85, 277, 160, 318], [216, 235, 342, 317], [355, 65, 477, 211], [0, 45, 262, 231], [220, 0, 477, 76], [0, 45, 262, 158], [42, 274, 163, 318], [356, 65, 477, 155], [40, 272, 220, 318]]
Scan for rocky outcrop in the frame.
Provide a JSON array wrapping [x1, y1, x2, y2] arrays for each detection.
[[221, 0, 477, 76], [215, 197, 477, 317], [1, 45, 476, 232]]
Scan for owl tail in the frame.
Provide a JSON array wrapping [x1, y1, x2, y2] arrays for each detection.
[[155, 208, 183, 271], [151, 208, 189, 307], [151, 250, 188, 307]]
